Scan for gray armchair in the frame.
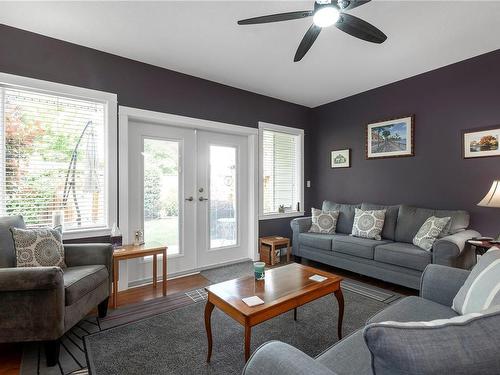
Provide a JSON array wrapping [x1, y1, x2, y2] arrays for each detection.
[[0, 215, 113, 366]]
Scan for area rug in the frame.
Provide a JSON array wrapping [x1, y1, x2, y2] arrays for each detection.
[[21, 261, 402, 375]]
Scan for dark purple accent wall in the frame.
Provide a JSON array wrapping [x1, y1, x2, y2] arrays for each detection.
[[0, 24, 312, 240], [310, 49, 500, 236]]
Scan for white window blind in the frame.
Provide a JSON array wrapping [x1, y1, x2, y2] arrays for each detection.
[[0, 86, 107, 231], [262, 129, 299, 214]]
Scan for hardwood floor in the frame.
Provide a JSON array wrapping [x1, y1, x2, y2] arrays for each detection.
[[0, 272, 210, 375]]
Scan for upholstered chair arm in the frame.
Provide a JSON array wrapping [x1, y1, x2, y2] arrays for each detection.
[[432, 229, 480, 269], [420, 264, 470, 306], [64, 243, 113, 271], [0, 267, 65, 342], [243, 341, 337, 375], [290, 217, 312, 256], [0, 266, 63, 291]]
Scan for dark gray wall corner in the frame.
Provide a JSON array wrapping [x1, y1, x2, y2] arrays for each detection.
[[309, 49, 500, 236]]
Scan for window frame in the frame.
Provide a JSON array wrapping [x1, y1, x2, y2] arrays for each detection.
[[258, 121, 304, 220], [0, 72, 118, 240]]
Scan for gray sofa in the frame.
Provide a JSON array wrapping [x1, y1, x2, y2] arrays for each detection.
[[243, 264, 498, 375], [291, 202, 480, 289], [0, 215, 113, 366]]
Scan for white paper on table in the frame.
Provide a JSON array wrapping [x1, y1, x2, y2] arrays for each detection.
[[242, 296, 265, 307], [309, 274, 327, 282]]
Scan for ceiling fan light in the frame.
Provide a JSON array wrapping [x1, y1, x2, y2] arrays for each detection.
[[313, 6, 340, 28]]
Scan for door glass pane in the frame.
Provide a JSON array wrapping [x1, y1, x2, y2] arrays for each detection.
[[143, 139, 180, 255], [210, 145, 237, 249]]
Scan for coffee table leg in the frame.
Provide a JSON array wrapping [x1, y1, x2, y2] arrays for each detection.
[[294, 307, 297, 321], [244, 324, 251, 362], [205, 301, 215, 362], [334, 289, 344, 340]]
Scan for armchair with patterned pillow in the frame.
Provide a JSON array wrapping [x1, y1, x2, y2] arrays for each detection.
[[0, 215, 113, 366]]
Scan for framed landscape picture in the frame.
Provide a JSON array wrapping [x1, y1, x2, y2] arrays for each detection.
[[331, 149, 350, 168], [366, 115, 415, 159], [463, 126, 500, 159]]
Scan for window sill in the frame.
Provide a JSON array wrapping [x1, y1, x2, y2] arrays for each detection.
[[259, 212, 305, 221], [62, 228, 110, 241]]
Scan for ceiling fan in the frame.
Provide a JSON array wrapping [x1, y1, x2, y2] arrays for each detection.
[[237, 0, 387, 62]]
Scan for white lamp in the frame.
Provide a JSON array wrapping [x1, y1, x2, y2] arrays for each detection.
[[477, 180, 500, 240]]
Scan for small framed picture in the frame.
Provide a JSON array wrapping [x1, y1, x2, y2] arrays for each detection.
[[331, 149, 350, 168], [366, 115, 415, 159], [463, 126, 500, 159]]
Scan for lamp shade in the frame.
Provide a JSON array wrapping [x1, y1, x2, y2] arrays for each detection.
[[477, 180, 500, 207]]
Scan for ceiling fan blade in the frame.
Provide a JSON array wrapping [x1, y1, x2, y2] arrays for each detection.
[[238, 10, 313, 25], [342, 0, 372, 11], [335, 13, 387, 44], [294, 24, 322, 62]]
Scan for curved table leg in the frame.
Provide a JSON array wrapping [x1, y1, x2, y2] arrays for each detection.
[[205, 301, 215, 362], [334, 288, 344, 340]]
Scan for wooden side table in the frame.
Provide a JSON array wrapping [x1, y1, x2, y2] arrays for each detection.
[[112, 243, 168, 308], [259, 236, 291, 266], [466, 239, 499, 257]]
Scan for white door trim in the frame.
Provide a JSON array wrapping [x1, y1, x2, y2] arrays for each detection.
[[118, 106, 259, 289]]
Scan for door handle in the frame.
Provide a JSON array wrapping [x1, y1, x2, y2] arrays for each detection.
[[199, 197, 209, 201], [185, 196, 194, 202]]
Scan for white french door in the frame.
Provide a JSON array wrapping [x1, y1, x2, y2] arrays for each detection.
[[127, 122, 249, 279], [196, 131, 248, 268]]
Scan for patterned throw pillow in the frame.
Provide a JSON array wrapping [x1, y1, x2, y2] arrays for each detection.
[[452, 247, 500, 314], [351, 208, 386, 240], [11, 227, 66, 268], [413, 216, 451, 251], [309, 208, 340, 234]]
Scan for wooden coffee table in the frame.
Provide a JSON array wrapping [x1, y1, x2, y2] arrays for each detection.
[[204, 263, 344, 362]]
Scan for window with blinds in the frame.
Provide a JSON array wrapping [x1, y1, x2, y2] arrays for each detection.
[[262, 129, 300, 215], [0, 86, 107, 231]]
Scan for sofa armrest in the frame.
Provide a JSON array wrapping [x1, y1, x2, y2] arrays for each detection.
[[64, 243, 113, 270], [290, 217, 312, 256], [420, 264, 470, 306], [0, 267, 65, 342], [432, 229, 480, 269], [0, 267, 63, 291], [243, 341, 336, 375]]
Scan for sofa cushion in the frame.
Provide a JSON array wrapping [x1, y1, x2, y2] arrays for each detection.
[[0, 215, 26, 268], [413, 216, 451, 251], [333, 236, 391, 260], [364, 307, 500, 375], [351, 208, 386, 240], [299, 233, 337, 251], [368, 296, 458, 324], [453, 247, 500, 314], [361, 203, 400, 241], [309, 208, 339, 234], [374, 242, 431, 271], [395, 205, 469, 243], [64, 265, 108, 306], [322, 201, 360, 235], [11, 227, 66, 268], [316, 330, 372, 375]]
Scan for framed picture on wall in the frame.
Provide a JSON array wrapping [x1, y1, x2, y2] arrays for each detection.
[[463, 126, 500, 159], [331, 149, 350, 168], [366, 115, 415, 159]]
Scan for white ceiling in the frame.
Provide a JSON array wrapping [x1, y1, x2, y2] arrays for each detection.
[[1, 1, 500, 107]]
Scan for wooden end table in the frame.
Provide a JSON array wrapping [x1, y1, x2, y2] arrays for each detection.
[[259, 236, 291, 265], [466, 239, 499, 257], [204, 263, 344, 362], [112, 243, 168, 308]]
